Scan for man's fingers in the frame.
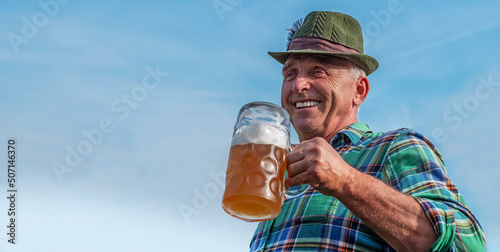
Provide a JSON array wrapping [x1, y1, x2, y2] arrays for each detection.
[[287, 146, 303, 164], [286, 142, 311, 183], [285, 172, 307, 188], [287, 158, 306, 177]]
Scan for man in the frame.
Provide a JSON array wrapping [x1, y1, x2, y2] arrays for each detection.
[[249, 11, 486, 251]]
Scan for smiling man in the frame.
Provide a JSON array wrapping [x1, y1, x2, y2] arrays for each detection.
[[249, 11, 486, 251]]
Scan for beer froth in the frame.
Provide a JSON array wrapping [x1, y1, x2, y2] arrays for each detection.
[[231, 122, 289, 149]]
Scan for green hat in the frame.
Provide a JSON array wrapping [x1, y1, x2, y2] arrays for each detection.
[[269, 11, 379, 75]]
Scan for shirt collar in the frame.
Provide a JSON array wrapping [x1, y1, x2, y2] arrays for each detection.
[[330, 122, 371, 148]]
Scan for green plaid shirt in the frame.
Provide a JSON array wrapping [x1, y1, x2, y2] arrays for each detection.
[[250, 122, 485, 251]]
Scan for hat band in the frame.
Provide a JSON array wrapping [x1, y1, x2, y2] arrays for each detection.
[[287, 37, 360, 54]]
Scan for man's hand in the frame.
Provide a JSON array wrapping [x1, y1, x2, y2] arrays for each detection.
[[286, 137, 355, 197], [285, 137, 437, 252]]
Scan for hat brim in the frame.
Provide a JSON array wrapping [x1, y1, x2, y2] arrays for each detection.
[[268, 49, 379, 76]]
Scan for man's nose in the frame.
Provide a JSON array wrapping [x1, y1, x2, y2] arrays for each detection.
[[292, 76, 311, 93]]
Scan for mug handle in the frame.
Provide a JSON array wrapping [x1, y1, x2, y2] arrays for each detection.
[[284, 144, 310, 199], [285, 183, 310, 199]]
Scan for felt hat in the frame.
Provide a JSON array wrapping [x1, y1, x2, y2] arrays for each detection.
[[269, 11, 379, 75]]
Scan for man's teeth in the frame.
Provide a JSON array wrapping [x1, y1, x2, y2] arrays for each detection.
[[295, 101, 319, 108]]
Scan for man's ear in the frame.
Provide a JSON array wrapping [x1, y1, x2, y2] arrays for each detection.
[[353, 76, 369, 106]]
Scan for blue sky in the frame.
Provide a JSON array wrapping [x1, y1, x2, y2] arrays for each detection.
[[0, 0, 499, 251]]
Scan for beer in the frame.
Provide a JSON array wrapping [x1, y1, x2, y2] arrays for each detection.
[[222, 143, 287, 221]]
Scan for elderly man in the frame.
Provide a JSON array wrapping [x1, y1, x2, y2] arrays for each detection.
[[249, 11, 485, 251]]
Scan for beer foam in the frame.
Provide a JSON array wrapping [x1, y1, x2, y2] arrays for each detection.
[[232, 121, 289, 149]]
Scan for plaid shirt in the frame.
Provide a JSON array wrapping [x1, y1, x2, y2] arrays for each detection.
[[250, 122, 485, 251]]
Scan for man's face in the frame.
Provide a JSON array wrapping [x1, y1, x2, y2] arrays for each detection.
[[281, 54, 360, 141]]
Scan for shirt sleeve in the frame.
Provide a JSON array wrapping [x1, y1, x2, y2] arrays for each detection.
[[384, 129, 486, 252]]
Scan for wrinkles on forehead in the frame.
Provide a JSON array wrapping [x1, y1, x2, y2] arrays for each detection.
[[281, 54, 353, 76]]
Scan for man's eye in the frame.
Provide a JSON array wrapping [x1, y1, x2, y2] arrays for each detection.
[[285, 72, 296, 81], [314, 69, 326, 75]]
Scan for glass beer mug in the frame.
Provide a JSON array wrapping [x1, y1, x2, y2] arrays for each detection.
[[222, 102, 309, 222]]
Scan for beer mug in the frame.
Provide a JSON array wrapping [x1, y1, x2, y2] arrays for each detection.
[[222, 101, 309, 222]]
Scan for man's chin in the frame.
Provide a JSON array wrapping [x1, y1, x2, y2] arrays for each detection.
[[292, 120, 319, 135]]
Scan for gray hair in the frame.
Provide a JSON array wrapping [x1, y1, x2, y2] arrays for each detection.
[[346, 62, 366, 115], [349, 64, 366, 80]]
